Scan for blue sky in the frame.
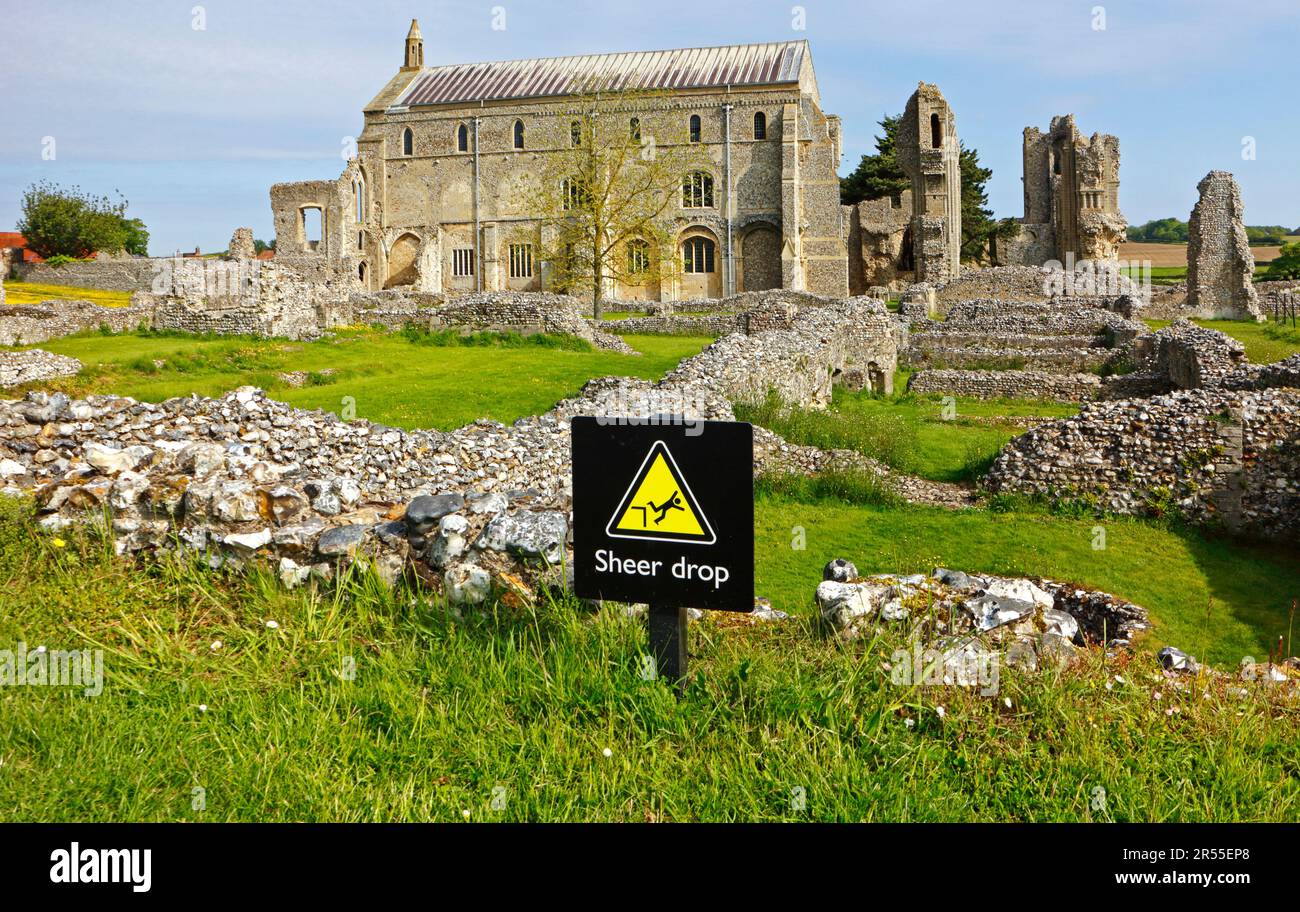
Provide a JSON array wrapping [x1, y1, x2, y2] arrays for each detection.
[[2, 0, 1296, 254]]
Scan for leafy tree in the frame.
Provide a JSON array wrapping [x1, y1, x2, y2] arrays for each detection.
[[16, 181, 146, 259], [121, 217, 150, 257], [839, 116, 908, 205], [527, 84, 710, 318], [1267, 241, 1300, 280], [254, 238, 275, 254], [1127, 217, 1188, 244], [840, 114, 1015, 264]]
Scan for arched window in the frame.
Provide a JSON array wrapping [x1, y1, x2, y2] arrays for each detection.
[[457, 123, 469, 152], [571, 120, 582, 147], [358, 262, 367, 283], [357, 230, 364, 251], [513, 120, 525, 150], [682, 171, 714, 208], [629, 117, 641, 142], [682, 236, 715, 274], [561, 177, 588, 212], [627, 239, 650, 275], [930, 112, 942, 148], [753, 112, 766, 140], [402, 128, 413, 156], [354, 180, 365, 222], [689, 114, 701, 143]]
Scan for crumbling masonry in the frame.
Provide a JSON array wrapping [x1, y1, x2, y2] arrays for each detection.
[[998, 115, 1126, 266], [1186, 170, 1264, 322], [896, 83, 961, 284]]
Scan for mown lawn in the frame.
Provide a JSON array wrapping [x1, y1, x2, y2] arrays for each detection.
[[8, 328, 713, 430], [0, 499, 1296, 823], [2, 280, 133, 307]]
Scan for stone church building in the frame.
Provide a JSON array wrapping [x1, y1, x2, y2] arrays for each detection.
[[271, 21, 852, 300]]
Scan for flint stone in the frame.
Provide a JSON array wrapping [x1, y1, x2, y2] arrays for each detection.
[[316, 523, 367, 558], [984, 578, 1054, 610], [476, 510, 567, 564], [225, 528, 272, 552], [428, 513, 470, 569], [932, 567, 971, 590], [406, 493, 465, 538], [445, 562, 491, 604], [816, 580, 889, 625], [1158, 645, 1198, 673], [823, 558, 859, 582]]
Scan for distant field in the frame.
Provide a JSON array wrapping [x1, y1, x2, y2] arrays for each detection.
[[1119, 239, 1293, 269], [3, 280, 134, 307]]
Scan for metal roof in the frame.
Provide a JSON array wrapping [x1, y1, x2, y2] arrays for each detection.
[[395, 41, 808, 108]]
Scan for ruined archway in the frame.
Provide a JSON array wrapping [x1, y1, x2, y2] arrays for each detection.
[[385, 233, 421, 288]]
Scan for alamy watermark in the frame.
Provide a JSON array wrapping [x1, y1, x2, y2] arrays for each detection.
[[0, 642, 103, 696]]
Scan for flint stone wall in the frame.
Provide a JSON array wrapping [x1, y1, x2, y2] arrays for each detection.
[[0, 350, 82, 388], [985, 388, 1300, 538], [16, 257, 160, 292], [0, 299, 153, 346]]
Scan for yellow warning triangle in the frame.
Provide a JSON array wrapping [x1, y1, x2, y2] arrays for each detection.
[[606, 441, 715, 544]]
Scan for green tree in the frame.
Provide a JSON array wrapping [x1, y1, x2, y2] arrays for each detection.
[[839, 116, 908, 205], [121, 217, 150, 257], [16, 181, 144, 259], [1267, 241, 1300, 281], [527, 84, 710, 318], [840, 115, 1015, 264]]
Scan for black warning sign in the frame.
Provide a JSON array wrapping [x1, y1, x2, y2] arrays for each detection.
[[571, 416, 754, 612]]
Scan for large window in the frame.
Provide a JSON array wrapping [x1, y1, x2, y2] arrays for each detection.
[[753, 111, 767, 140], [682, 171, 714, 208], [508, 243, 534, 279], [452, 248, 475, 277], [561, 177, 588, 212], [627, 239, 650, 275], [682, 237, 715, 274]]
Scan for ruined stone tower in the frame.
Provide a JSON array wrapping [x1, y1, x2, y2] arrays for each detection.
[[1002, 115, 1125, 266], [402, 19, 424, 71], [1187, 171, 1263, 322], [896, 83, 961, 283]]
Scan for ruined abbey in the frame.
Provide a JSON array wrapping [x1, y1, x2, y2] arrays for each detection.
[[269, 23, 978, 300]]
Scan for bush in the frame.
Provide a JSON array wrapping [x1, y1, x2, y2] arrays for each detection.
[[16, 181, 148, 259], [1267, 242, 1300, 281]]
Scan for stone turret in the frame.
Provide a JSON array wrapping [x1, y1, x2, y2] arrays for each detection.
[[402, 19, 424, 71], [897, 83, 961, 284]]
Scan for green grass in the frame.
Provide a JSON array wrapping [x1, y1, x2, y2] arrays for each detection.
[[1145, 318, 1300, 364], [1, 498, 1297, 822], [2, 280, 134, 307], [754, 493, 1298, 667], [738, 385, 1077, 483], [1122, 265, 1186, 286], [7, 328, 713, 430]]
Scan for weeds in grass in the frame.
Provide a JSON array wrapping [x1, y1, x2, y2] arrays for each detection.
[[736, 390, 920, 473], [398, 325, 593, 351], [755, 467, 903, 507]]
